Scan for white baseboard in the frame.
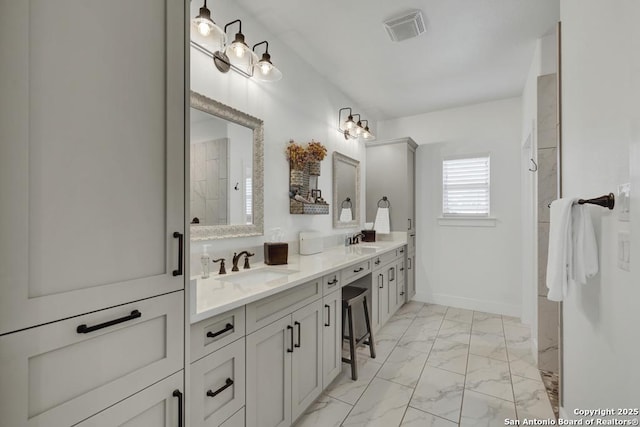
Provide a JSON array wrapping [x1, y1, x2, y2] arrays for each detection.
[[413, 292, 521, 317]]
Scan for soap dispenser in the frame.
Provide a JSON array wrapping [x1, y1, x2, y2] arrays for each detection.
[[201, 244, 211, 279]]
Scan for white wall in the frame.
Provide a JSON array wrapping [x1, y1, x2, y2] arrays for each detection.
[[560, 0, 640, 413], [378, 98, 523, 316], [189, 1, 372, 268]]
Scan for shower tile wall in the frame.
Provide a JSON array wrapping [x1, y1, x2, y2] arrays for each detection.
[[190, 138, 228, 225], [537, 74, 559, 374]]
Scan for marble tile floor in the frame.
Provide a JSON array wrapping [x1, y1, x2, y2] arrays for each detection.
[[294, 302, 555, 427]]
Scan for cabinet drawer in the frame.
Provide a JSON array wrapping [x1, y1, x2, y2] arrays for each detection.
[[191, 307, 245, 363], [372, 250, 397, 271], [221, 408, 245, 427], [322, 272, 341, 295], [0, 291, 183, 427], [75, 371, 183, 427], [246, 280, 321, 333], [341, 259, 371, 285], [190, 339, 245, 427]]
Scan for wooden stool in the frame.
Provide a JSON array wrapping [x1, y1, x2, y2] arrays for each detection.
[[341, 286, 376, 380]]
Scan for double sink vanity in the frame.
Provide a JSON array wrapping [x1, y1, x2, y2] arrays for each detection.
[[188, 237, 416, 427]]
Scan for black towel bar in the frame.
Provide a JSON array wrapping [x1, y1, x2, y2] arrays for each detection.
[[547, 193, 615, 210]]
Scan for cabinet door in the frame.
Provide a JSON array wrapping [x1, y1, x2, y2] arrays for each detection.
[[396, 259, 407, 309], [0, 292, 184, 427], [190, 339, 245, 427], [375, 269, 390, 329], [0, 0, 185, 335], [246, 316, 292, 427], [76, 371, 183, 427], [407, 146, 416, 231], [322, 290, 342, 388], [408, 254, 416, 299], [291, 299, 323, 421]]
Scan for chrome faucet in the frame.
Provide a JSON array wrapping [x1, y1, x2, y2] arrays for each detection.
[[232, 251, 255, 271]]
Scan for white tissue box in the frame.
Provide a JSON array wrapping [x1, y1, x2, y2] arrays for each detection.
[[299, 231, 323, 255]]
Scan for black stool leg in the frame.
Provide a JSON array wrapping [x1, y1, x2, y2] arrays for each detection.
[[363, 296, 376, 359], [347, 305, 358, 380]]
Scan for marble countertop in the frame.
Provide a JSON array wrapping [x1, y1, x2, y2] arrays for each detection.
[[191, 238, 407, 324]]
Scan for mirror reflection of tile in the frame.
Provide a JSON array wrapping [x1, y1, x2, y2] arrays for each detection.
[[191, 138, 228, 225]]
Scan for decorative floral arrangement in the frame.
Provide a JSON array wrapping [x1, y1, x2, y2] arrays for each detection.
[[285, 140, 308, 170], [306, 140, 327, 162]]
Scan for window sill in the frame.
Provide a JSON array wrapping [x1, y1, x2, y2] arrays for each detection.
[[437, 216, 497, 227]]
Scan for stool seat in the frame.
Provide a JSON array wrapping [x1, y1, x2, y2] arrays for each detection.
[[341, 285, 375, 380], [342, 285, 367, 306]]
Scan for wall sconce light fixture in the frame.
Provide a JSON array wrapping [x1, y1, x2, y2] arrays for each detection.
[[338, 108, 375, 140], [252, 41, 282, 82], [190, 4, 283, 83]]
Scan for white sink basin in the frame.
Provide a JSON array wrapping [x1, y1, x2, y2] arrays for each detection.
[[356, 245, 381, 253], [222, 268, 298, 286]]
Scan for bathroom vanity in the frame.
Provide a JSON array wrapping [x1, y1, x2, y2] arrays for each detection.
[[188, 239, 411, 427]]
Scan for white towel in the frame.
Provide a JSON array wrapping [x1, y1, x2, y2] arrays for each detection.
[[571, 204, 599, 285], [546, 198, 577, 301], [374, 207, 390, 234], [340, 208, 353, 222], [546, 198, 599, 301]]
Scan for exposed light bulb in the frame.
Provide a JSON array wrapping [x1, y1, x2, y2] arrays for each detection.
[[345, 116, 354, 129], [197, 21, 212, 36], [363, 130, 371, 139], [260, 62, 272, 75], [233, 44, 245, 58], [355, 126, 363, 135]]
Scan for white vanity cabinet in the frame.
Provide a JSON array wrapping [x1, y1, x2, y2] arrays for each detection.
[[0, 292, 184, 427], [322, 289, 342, 388], [0, 0, 186, 335], [246, 299, 323, 427], [372, 248, 408, 330], [366, 138, 417, 232], [75, 371, 183, 427]]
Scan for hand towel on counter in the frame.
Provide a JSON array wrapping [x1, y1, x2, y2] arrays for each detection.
[[374, 207, 390, 234], [340, 207, 353, 222], [546, 198, 599, 301]]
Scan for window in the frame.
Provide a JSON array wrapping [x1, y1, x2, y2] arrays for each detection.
[[442, 156, 490, 217]]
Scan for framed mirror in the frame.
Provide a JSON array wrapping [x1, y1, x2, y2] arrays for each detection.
[[333, 152, 360, 228], [190, 91, 264, 240]]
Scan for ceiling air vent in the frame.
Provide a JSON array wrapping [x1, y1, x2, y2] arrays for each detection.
[[383, 10, 426, 42]]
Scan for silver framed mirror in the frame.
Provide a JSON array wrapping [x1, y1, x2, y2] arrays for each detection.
[[189, 91, 264, 240], [333, 152, 360, 228]]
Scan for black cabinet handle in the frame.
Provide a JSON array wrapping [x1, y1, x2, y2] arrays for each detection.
[[400, 267, 405, 272], [374, 259, 381, 265], [327, 278, 338, 286], [408, 258, 412, 269], [400, 291, 405, 296], [207, 323, 233, 339], [77, 310, 141, 334], [172, 389, 183, 427], [378, 273, 384, 289], [207, 378, 234, 398], [389, 267, 395, 282], [294, 321, 301, 348], [400, 248, 405, 254], [287, 325, 294, 353], [408, 218, 412, 230], [353, 267, 364, 273], [172, 232, 184, 277], [324, 304, 331, 327]]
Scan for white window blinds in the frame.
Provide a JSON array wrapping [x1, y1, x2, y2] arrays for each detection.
[[442, 156, 490, 216]]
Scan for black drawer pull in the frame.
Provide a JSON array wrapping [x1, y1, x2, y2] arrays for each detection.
[[207, 378, 234, 398], [327, 278, 338, 286], [374, 259, 381, 265], [172, 232, 184, 276], [400, 268, 405, 272], [400, 291, 405, 296], [172, 389, 183, 427], [378, 273, 384, 289], [207, 323, 234, 339], [325, 304, 331, 327], [353, 267, 364, 273], [408, 258, 412, 269], [294, 321, 301, 348], [287, 325, 294, 353], [400, 248, 405, 253], [77, 310, 141, 334]]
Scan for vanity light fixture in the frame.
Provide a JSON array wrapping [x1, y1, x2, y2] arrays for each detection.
[[192, 0, 225, 41], [338, 108, 374, 140], [252, 41, 283, 82], [224, 20, 252, 61]]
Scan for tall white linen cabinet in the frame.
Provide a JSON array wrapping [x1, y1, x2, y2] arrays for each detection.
[[0, 0, 187, 425]]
